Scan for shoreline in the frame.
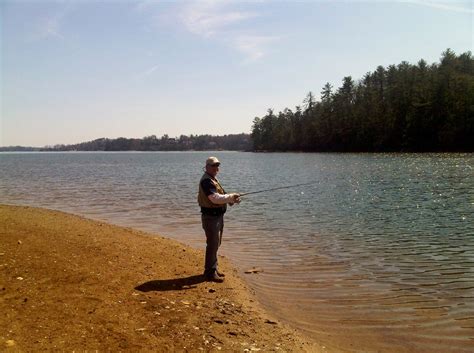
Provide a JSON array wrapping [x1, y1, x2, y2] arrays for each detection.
[[0, 204, 322, 352]]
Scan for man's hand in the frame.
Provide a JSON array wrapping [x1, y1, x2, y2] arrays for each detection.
[[232, 193, 241, 204]]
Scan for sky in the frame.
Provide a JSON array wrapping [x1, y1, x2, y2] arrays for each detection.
[[1, 0, 472, 147]]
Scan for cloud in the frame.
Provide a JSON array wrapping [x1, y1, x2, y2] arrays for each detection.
[[134, 0, 161, 12], [179, 0, 257, 38], [31, 2, 76, 41], [133, 65, 159, 80], [400, 0, 473, 14], [143, 65, 159, 75], [234, 35, 279, 63], [37, 12, 65, 39], [138, 0, 277, 62], [175, 1, 276, 62]]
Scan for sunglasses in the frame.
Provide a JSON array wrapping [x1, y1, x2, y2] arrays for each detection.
[[209, 163, 220, 167]]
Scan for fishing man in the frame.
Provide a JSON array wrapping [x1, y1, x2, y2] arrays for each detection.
[[198, 156, 241, 282]]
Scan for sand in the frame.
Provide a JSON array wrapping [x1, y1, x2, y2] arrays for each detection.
[[0, 204, 323, 352]]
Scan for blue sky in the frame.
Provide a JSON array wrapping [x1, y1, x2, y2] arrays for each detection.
[[1, 0, 472, 147]]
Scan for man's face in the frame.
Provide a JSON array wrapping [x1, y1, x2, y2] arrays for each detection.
[[206, 163, 220, 177]]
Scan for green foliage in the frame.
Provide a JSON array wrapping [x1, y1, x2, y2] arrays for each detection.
[[251, 49, 474, 152], [31, 134, 251, 152]]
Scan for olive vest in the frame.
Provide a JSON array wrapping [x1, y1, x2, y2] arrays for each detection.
[[198, 173, 227, 212]]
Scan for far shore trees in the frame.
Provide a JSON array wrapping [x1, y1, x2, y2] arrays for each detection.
[[251, 49, 473, 152]]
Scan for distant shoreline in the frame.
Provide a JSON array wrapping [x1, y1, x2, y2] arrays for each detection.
[[1, 149, 472, 153]]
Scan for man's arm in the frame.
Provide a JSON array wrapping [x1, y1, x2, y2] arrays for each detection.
[[202, 179, 240, 205], [209, 192, 240, 205]]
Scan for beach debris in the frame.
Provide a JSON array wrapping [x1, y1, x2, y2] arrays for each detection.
[[16, 277, 24, 281], [265, 319, 278, 325], [244, 267, 263, 274], [5, 340, 16, 347], [17, 240, 22, 245], [181, 300, 191, 305], [228, 331, 238, 336], [214, 319, 224, 324], [135, 328, 146, 331]]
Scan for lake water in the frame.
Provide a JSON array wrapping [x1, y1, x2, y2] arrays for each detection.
[[1, 151, 473, 352]]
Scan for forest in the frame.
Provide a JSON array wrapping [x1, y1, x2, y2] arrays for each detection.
[[35, 134, 252, 152], [251, 49, 473, 152]]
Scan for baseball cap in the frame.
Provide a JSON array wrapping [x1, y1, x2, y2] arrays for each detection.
[[206, 156, 220, 166]]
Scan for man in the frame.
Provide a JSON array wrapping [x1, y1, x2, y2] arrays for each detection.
[[198, 156, 241, 282]]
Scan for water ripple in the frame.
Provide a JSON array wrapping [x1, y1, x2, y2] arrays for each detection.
[[1, 151, 473, 353]]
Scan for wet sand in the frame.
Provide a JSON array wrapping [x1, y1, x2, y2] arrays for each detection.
[[0, 204, 322, 352]]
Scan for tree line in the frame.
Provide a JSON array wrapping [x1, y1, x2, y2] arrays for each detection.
[[251, 49, 473, 152], [32, 134, 252, 151]]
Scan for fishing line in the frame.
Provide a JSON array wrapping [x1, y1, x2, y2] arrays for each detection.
[[240, 181, 317, 197]]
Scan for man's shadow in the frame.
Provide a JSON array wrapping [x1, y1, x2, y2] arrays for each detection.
[[135, 274, 205, 292]]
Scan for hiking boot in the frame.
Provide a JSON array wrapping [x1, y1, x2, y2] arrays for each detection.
[[205, 272, 224, 283], [216, 270, 225, 277]]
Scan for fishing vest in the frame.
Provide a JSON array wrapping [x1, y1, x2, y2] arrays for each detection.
[[198, 173, 227, 213]]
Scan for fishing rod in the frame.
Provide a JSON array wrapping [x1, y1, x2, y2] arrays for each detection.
[[240, 181, 316, 197]]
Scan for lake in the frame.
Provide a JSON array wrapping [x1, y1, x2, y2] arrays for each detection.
[[1, 151, 473, 352]]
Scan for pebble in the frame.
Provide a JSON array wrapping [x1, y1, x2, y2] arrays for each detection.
[[244, 268, 262, 274], [16, 277, 24, 281], [18, 240, 22, 244], [5, 340, 16, 347], [265, 319, 278, 325]]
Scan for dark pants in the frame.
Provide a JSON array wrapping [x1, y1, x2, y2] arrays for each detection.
[[201, 214, 224, 276]]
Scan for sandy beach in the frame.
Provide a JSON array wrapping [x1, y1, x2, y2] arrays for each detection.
[[0, 204, 322, 352]]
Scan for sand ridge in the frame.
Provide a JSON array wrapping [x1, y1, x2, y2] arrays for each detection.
[[0, 205, 322, 352]]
